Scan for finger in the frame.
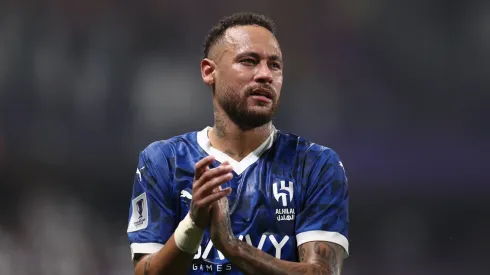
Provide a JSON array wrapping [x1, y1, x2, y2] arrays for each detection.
[[197, 164, 233, 187], [199, 172, 233, 194], [199, 187, 232, 207], [213, 182, 225, 193], [194, 170, 232, 198], [194, 155, 215, 180]]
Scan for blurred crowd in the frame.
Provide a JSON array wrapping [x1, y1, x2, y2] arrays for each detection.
[[1, 0, 488, 274]]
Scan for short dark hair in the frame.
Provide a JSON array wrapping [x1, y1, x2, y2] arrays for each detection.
[[203, 12, 277, 58]]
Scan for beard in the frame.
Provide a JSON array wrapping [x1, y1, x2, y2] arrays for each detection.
[[215, 84, 279, 131]]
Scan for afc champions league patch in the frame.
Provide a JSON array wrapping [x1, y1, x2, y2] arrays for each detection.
[[127, 192, 149, 232]]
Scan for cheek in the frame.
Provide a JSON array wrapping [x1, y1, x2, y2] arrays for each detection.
[[221, 67, 248, 87], [274, 74, 283, 90], [222, 71, 250, 95], [230, 64, 255, 80]]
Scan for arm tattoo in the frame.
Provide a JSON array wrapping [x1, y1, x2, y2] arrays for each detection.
[[223, 240, 343, 275], [228, 238, 291, 275], [143, 254, 154, 275], [310, 242, 342, 275], [299, 246, 306, 262]]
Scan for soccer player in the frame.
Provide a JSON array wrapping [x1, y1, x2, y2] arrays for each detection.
[[127, 12, 349, 275]]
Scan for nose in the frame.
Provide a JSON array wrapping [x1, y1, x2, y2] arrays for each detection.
[[253, 62, 273, 84]]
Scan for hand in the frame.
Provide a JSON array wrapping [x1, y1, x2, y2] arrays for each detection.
[[210, 194, 235, 252], [189, 156, 233, 229]]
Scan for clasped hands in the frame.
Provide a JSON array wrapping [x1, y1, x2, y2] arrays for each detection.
[[189, 156, 235, 252]]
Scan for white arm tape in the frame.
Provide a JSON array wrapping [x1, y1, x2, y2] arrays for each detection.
[[174, 213, 204, 254]]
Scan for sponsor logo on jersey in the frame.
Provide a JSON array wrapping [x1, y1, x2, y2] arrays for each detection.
[[192, 234, 290, 272], [180, 189, 192, 200], [136, 166, 145, 182]]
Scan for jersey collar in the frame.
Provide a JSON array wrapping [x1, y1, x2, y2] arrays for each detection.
[[196, 126, 277, 175]]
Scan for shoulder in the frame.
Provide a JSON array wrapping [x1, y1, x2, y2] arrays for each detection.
[[140, 131, 198, 164], [275, 130, 343, 164]]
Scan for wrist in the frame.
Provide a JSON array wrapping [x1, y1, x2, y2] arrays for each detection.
[[217, 235, 239, 257], [174, 213, 205, 254]]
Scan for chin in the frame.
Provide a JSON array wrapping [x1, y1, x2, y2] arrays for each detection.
[[243, 112, 275, 128], [246, 103, 274, 115], [248, 105, 272, 114], [221, 100, 277, 129]]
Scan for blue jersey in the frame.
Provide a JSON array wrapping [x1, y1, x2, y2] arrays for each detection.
[[127, 126, 349, 274]]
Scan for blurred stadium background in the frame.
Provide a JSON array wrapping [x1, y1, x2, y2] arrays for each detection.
[[1, 0, 489, 274]]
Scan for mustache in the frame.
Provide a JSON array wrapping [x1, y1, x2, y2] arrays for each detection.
[[246, 85, 276, 99]]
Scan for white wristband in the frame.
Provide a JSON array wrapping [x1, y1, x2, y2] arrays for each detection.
[[174, 213, 204, 254]]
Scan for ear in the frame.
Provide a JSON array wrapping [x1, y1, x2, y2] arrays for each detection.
[[201, 58, 216, 86]]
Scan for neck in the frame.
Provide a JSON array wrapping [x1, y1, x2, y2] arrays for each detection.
[[209, 108, 273, 162]]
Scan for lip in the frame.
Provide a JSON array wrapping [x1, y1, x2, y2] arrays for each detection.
[[250, 95, 272, 103], [249, 88, 273, 100]]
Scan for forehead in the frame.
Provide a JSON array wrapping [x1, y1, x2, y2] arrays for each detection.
[[221, 25, 281, 57]]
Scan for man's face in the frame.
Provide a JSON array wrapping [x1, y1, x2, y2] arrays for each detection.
[[210, 25, 283, 130]]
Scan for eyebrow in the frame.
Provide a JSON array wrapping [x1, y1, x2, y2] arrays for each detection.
[[235, 51, 283, 63]]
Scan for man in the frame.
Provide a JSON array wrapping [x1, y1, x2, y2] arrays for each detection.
[[127, 12, 349, 275]]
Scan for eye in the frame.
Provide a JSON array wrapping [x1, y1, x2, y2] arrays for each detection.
[[240, 58, 256, 65], [270, 62, 282, 70]]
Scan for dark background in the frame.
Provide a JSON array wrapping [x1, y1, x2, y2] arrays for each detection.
[[1, 0, 489, 274]]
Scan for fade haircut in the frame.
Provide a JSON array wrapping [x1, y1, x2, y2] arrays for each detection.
[[203, 12, 277, 59]]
